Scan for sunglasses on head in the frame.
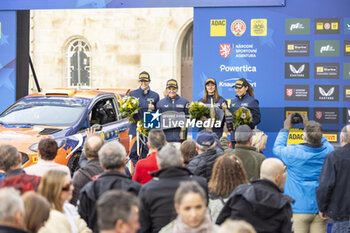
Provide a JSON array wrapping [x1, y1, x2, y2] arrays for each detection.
[[61, 181, 72, 191]]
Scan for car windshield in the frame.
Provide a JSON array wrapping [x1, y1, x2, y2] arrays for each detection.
[[0, 97, 91, 126]]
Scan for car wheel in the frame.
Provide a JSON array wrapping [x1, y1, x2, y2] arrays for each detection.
[[67, 152, 81, 176]]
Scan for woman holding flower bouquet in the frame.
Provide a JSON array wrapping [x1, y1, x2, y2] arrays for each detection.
[[198, 78, 228, 138], [128, 71, 160, 165], [226, 78, 260, 148]]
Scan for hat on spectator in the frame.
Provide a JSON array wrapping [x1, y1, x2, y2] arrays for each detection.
[[233, 78, 249, 88], [235, 125, 254, 142], [139, 71, 150, 82], [166, 79, 178, 89], [205, 78, 216, 85], [196, 130, 215, 146]]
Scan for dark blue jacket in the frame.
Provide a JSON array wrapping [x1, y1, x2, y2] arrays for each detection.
[[157, 95, 189, 142], [129, 87, 159, 137], [316, 143, 350, 220], [229, 93, 261, 128], [198, 95, 228, 138]]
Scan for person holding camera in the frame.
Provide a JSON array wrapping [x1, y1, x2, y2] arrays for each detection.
[[273, 113, 334, 233]]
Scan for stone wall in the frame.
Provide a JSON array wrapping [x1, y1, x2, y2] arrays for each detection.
[[29, 8, 193, 96]]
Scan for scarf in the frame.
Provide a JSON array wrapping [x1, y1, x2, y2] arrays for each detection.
[[172, 210, 215, 233]]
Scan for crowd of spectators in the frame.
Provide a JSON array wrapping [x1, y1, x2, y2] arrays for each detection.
[[0, 118, 349, 233]]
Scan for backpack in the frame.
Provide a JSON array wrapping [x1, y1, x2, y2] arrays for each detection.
[[0, 174, 41, 194], [79, 167, 100, 181]]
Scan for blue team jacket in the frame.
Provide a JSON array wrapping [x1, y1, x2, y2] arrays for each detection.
[[273, 129, 334, 213], [129, 87, 159, 137], [229, 93, 261, 128], [157, 95, 189, 142]]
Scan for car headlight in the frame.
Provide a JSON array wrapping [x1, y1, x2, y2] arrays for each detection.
[[29, 138, 66, 152]]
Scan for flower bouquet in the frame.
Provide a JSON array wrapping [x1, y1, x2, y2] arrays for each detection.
[[119, 96, 139, 123], [137, 120, 150, 137], [188, 101, 210, 120], [232, 107, 252, 129]]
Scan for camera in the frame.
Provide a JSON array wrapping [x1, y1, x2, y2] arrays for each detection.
[[290, 113, 303, 124]]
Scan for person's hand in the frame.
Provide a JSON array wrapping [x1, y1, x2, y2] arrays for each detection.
[[318, 211, 328, 220], [148, 103, 155, 111], [200, 116, 208, 121], [86, 127, 96, 136], [284, 114, 293, 130], [300, 113, 308, 126], [221, 102, 227, 110]]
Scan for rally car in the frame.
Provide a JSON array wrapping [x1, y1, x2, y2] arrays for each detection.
[[0, 88, 131, 173]]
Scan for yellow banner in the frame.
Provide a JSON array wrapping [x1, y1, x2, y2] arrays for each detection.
[[287, 129, 304, 145]]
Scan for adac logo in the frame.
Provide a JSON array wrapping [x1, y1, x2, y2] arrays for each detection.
[[315, 111, 323, 120], [210, 19, 226, 37], [251, 19, 267, 36], [231, 20, 246, 37], [143, 110, 161, 129], [219, 44, 231, 58]]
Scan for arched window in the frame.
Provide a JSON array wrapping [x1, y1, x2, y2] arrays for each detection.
[[181, 23, 193, 101], [66, 38, 91, 88]]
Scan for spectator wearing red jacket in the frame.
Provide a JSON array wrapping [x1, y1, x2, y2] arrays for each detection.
[[133, 129, 167, 184]]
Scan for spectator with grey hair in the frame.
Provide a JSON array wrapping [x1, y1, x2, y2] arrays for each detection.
[[317, 124, 350, 233], [138, 144, 207, 233], [273, 114, 334, 233], [71, 134, 104, 205], [0, 145, 41, 194], [132, 129, 167, 184], [231, 125, 266, 180], [97, 190, 140, 233], [78, 141, 141, 233], [186, 130, 224, 182], [0, 187, 29, 233]]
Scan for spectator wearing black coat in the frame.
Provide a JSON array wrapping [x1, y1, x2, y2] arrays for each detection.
[[186, 130, 224, 182], [138, 144, 207, 233], [71, 134, 104, 205], [316, 125, 350, 232], [78, 141, 141, 233], [216, 158, 294, 233]]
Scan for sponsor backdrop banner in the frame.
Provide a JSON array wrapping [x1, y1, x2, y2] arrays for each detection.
[[0, 11, 16, 112], [194, 0, 350, 156]]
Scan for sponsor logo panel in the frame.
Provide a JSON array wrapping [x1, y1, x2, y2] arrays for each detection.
[[344, 108, 350, 124], [344, 18, 350, 34], [219, 64, 256, 72], [344, 85, 350, 101], [284, 85, 309, 101], [284, 107, 309, 120], [315, 18, 340, 34], [285, 63, 309, 79], [287, 129, 304, 145], [231, 19, 246, 36], [219, 44, 231, 58], [314, 85, 339, 101], [314, 63, 339, 79], [251, 19, 267, 36], [285, 18, 310, 35], [323, 130, 339, 143], [344, 63, 350, 79], [315, 40, 340, 57], [344, 40, 350, 56], [313, 108, 339, 123], [210, 19, 226, 37], [285, 41, 310, 56]]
